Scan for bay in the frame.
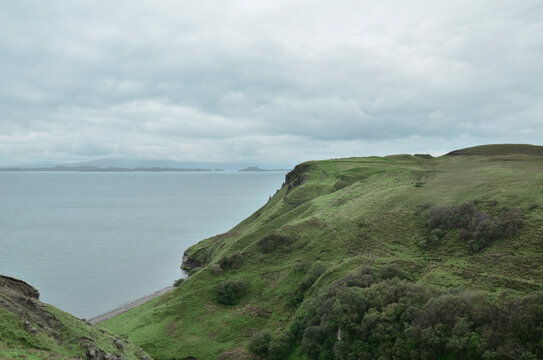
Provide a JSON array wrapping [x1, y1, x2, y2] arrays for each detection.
[[0, 171, 286, 318]]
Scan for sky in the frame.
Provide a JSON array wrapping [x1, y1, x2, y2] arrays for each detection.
[[1, 0, 542, 167]]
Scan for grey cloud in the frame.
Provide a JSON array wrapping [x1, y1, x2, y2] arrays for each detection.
[[1, 0, 542, 165]]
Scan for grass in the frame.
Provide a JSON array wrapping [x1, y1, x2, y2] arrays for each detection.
[[97, 145, 543, 359], [447, 143, 543, 156], [0, 305, 150, 360]]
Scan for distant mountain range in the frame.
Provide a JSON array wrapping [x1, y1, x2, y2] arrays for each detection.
[[238, 166, 291, 172], [0, 165, 213, 172], [0, 159, 292, 172]]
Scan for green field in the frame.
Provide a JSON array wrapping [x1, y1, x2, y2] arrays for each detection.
[[98, 144, 543, 359]]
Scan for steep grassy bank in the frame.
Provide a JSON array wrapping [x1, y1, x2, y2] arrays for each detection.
[[100, 144, 543, 359], [0, 275, 152, 360]]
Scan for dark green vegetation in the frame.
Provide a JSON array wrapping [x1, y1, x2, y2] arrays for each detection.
[[423, 202, 522, 252], [293, 269, 543, 359], [216, 279, 248, 305], [99, 144, 543, 359], [0, 275, 151, 360]]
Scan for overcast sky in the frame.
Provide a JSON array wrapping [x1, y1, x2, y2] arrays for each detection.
[[1, 0, 542, 166]]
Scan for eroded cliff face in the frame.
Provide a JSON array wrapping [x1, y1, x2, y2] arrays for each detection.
[[181, 254, 203, 271], [0, 275, 60, 334], [0, 275, 152, 360]]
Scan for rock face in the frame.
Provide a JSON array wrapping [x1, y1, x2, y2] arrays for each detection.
[[284, 163, 309, 192], [0, 275, 60, 333], [181, 254, 202, 271], [0, 275, 40, 299], [83, 344, 124, 360], [113, 338, 124, 351], [0, 275, 152, 360]]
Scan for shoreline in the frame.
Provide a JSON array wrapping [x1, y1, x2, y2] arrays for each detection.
[[88, 285, 175, 325]]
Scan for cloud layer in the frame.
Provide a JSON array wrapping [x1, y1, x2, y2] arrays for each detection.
[[1, 0, 542, 166]]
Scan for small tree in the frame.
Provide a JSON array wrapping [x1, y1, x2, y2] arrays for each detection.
[[248, 329, 272, 356], [268, 331, 292, 360], [216, 279, 247, 305]]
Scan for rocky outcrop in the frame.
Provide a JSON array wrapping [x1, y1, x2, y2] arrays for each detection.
[[0, 275, 60, 334], [284, 163, 310, 192], [84, 345, 119, 360], [181, 254, 202, 271], [0, 275, 152, 360], [0, 275, 40, 299], [217, 348, 256, 360]]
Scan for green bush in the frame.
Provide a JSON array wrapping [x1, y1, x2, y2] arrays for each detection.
[[378, 264, 409, 280], [292, 269, 543, 360], [288, 261, 326, 307], [425, 202, 522, 252], [258, 232, 295, 253], [216, 279, 247, 305], [431, 228, 445, 239], [218, 251, 243, 269], [173, 278, 184, 287], [268, 331, 292, 360], [248, 329, 272, 356]]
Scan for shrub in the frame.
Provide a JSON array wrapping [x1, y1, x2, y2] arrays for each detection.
[[288, 262, 327, 307], [218, 251, 243, 269], [291, 269, 543, 360], [431, 228, 445, 239], [425, 202, 522, 252], [173, 278, 184, 287], [216, 279, 247, 305], [258, 232, 295, 253], [417, 239, 429, 249], [378, 264, 409, 281], [499, 207, 522, 238], [336, 266, 375, 288], [210, 263, 222, 275], [248, 329, 272, 356], [268, 331, 292, 360]]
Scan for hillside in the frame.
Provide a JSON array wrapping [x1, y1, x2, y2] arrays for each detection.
[[0, 275, 152, 360], [447, 143, 543, 156], [99, 145, 543, 359]]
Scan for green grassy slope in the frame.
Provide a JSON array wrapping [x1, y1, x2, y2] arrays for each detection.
[[0, 275, 152, 360], [100, 145, 543, 359]]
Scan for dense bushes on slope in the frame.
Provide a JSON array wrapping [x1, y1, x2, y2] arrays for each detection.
[[278, 268, 543, 360], [247, 329, 273, 356], [422, 202, 522, 252]]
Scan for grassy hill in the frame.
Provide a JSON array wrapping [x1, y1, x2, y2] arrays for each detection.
[[0, 275, 152, 360], [447, 143, 543, 156], [99, 145, 543, 359]]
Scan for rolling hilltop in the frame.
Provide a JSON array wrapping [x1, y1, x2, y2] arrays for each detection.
[[98, 144, 543, 359]]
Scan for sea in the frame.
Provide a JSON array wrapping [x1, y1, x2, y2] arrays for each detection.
[[0, 171, 286, 318]]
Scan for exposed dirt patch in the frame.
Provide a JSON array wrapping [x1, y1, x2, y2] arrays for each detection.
[[167, 321, 182, 340], [217, 347, 256, 360], [235, 304, 272, 318]]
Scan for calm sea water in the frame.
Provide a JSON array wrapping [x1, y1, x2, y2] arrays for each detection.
[[0, 171, 286, 318]]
